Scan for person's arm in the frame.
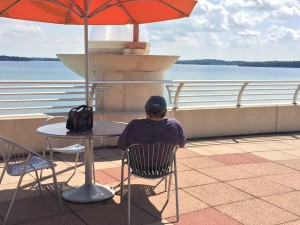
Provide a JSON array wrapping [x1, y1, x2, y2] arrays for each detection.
[[117, 120, 136, 151], [178, 130, 187, 148], [176, 122, 187, 148], [117, 125, 129, 151]]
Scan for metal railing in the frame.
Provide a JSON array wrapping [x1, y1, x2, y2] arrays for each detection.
[[0, 80, 300, 114], [166, 80, 300, 109], [0, 80, 109, 114]]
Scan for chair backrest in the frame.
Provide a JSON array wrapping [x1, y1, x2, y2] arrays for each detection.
[[0, 136, 37, 166], [44, 116, 83, 149], [44, 116, 68, 126], [126, 143, 178, 178]]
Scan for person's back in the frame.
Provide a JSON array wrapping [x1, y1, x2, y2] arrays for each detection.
[[117, 96, 186, 150]]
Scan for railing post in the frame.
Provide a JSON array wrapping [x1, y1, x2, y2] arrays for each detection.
[[173, 83, 184, 110], [88, 83, 97, 107], [237, 82, 249, 107], [166, 85, 173, 104], [293, 85, 300, 105]]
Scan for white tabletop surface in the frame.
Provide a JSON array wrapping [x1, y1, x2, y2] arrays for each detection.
[[37, 121, 127, 139]]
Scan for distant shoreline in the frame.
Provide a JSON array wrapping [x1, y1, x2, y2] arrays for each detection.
[[1, 55, 300, 68], [0, 55, 59, 61], [176, 59, 300, 68]]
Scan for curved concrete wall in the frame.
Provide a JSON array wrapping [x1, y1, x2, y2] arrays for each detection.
[[1, 105, 300, 153]]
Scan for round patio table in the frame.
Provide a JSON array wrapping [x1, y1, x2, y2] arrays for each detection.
[[37, 121, 127, 203]]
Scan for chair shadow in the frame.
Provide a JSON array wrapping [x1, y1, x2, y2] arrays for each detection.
[[0, 181, 66, 225], [0, 179, 174, 225], [115, 179, 175, 223]]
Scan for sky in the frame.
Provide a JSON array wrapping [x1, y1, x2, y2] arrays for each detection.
[[0, 0, 300, 61]]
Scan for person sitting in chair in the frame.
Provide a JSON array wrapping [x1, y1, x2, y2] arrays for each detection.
[[117, 95, 186, 150]]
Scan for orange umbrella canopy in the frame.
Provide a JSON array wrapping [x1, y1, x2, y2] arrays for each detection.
[[0, 0, 197, 106], [0, 0, 197, 25]]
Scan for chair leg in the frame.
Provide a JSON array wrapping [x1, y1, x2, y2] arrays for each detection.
[[51, 166, 63, 210], [174, 159, 179, 222], [40, 148, 46, 179], [164, 177, 168, 191], [167, 174, 173, 201], [120, 159, 125, 201], [167, 162, 174, 201], [50, 150, 54, 161], [4, 173, 25, 225], [0, 166, 6, 184], [92, 153, 95, 184], [34, 170, 43, 196], [74, 153, 79, 174], [127, 162, 131, 225]]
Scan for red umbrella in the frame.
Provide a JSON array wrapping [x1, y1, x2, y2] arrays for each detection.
[[0, 0, 198, 105]]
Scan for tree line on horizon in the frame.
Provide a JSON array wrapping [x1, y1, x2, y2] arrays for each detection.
[[1, 55, 300, 68], [0, 55, 59, 61]]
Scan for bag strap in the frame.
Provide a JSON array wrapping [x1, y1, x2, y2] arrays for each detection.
[[73, 105, 93, 112], [73, 105, 87, 111]]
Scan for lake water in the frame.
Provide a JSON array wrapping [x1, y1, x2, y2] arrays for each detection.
[[1, 61, 300, 114], [1, 61, 300, 80]]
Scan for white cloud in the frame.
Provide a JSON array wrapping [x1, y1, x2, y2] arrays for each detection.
[[1, 0, 300, 60], [0, 19, 84, 57], [237, 29, 261, 36], [267, 25, 300, 42], [148, 0, 300, 59]]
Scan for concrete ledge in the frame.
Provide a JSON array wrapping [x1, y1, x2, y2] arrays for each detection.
[[1, 105, 300, 153], [174, 105, 278, 138]]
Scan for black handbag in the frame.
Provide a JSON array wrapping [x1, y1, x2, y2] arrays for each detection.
[[66, 105, 93, 131]]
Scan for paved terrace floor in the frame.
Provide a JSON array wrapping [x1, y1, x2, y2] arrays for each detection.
[[2, 133, 300, 225]]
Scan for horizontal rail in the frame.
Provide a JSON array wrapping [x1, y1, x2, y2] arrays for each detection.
[[0, 80, 110, 114], [1, 80, 300, 114]]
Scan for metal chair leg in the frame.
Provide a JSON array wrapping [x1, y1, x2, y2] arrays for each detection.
[[127, 158, 131, 225], [167, 163, 174, 201], [92, 152, 95, 184], [4, 173, 25, 225], [174, 158, 179, 222], [74, 153, 80, 174], [0, 166, 6, 184], [50, 150, 54, 162], [120, 159, 125, 201], [34, 170, 43, 196], [167, 174, 173, 201], [40, 148, 46, 179], [51, 166, 63, 210], [165, 177, 168, 191]]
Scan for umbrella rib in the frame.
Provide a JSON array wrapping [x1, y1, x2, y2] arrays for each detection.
[[82, 0, 92, 16], [117, 0, 135, 23], [90, 0, 188, 19], [89, 0, 115, 18], [66, 6, 72, 24], [45, 0, 83, 19], [69, 0, 84, 16], [158, 0, 187, 17], [0, 0, 22, 15], [89, 0, 141, 19]]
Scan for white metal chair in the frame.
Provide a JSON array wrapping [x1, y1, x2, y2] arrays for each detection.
[[121, 143, 179, 224], [0, 136, 62, 225], [43, 116, 95, 180]]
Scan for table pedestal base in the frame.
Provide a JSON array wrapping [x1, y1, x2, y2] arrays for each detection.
[[62, 183, 115, 203]]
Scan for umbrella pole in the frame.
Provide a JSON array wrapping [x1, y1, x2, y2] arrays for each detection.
[[84, 16, 89, 106], [133, 24, 139, 42]]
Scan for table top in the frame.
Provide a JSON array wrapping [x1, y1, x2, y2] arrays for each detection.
[[37, 121, 127, 139]]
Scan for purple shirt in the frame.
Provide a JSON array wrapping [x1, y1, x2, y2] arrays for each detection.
[[117, 118, 186, 150]]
